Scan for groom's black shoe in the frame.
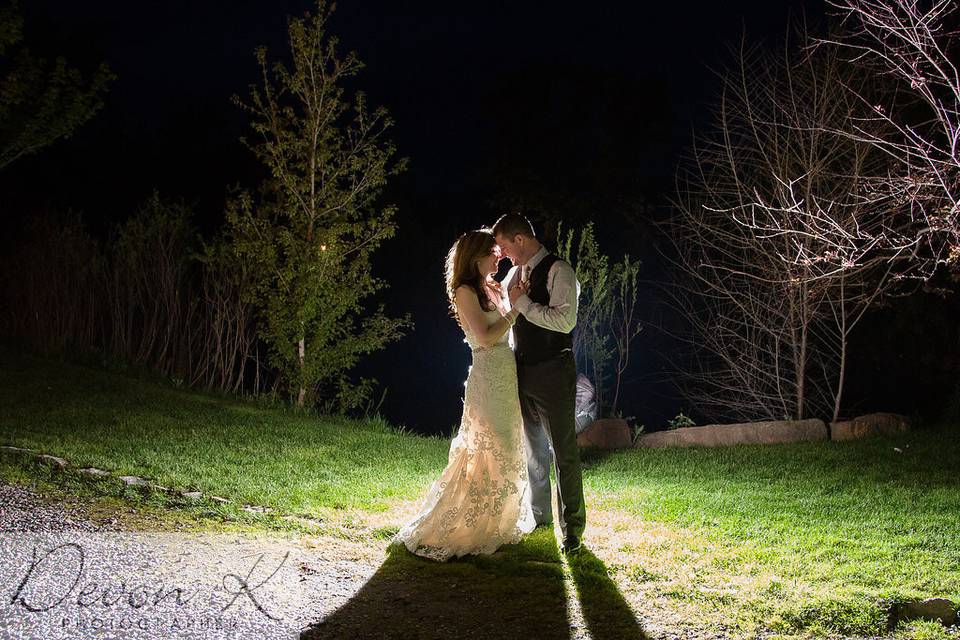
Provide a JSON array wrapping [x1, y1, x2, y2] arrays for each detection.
[[561, 535, 582, 555]]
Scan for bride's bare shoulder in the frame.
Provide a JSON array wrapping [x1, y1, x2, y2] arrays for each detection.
[[454, 285, 479, 305]]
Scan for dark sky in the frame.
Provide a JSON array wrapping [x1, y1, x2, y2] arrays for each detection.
[[7, 0, 843, 433]]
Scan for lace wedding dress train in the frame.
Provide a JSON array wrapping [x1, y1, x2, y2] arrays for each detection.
[[396, 309, 536, 561]]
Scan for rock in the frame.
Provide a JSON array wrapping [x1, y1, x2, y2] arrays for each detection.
[[577, 418, 633, 449], [282, 514, 322, 528], [118, 475, 149, 487], [80, 467, 111, 478], [36, 454, 68, 468], [209, 495, 230, 504], [637, 419, 828, 449], [0, 445, 33, 454], [890, 598, 958, 626], [181, 491, 204, 501], [242, 505, 271, 514], [831, 412, 911, 441]]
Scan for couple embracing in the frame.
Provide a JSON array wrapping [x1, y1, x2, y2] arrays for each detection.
[[395, 213, 586, 560]]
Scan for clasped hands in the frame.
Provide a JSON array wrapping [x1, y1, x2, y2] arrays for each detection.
[[483, 278, 529, 317], [508, 278, 529, 306]]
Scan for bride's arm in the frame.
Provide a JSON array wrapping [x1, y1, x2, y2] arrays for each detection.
[[455, 285, 519, 348]]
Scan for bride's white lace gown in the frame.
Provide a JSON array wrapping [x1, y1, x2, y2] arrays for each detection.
[[396, 308, 536, 561]]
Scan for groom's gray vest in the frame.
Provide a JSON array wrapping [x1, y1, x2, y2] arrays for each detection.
[[513, 253, 573, 365]]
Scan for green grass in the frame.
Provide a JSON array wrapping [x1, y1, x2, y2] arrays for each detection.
[[0, 350, 448, 515], [1, 348, 958, 637], [580, 436, 960, 633], [586, 430, 960, 634]]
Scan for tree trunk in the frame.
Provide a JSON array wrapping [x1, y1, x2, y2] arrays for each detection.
[[296, 335, 306, 408], [795, 278, 810, 421], [832, 279, 848, 424]]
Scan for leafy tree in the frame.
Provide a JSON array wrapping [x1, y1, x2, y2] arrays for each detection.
[[227, 1, 410, 410], [558, 222, 613, 412], [558, 222, 642, 417], [0, 1, 113, 169], [607, 254, 642, 416]]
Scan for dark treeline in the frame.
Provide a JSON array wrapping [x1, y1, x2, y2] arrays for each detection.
[[2, 196, 266, 396]]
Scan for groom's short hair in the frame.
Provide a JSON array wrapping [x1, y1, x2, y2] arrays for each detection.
[[492, 213, 535, 239]]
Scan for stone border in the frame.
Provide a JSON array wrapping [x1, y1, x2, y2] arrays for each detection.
[[0, 444, 324, 528], [830, 412, 911, 441], [637, 419, 828, 449], [576, 418, 633, 449], [889, 597, 960, 628], [636, 412, 912, 449]]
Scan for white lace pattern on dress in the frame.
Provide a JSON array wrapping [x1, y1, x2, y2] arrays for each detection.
[[395, 309, 535, 561]]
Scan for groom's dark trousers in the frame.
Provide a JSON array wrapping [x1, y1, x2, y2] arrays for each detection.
[[517, 351, 586, 539], [513, 251, 586, 540]]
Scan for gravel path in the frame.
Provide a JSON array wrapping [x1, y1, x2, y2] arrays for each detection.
[[0, 482, 114, 532], [0, 482, 706, 640], [0, 482, 384, 639]]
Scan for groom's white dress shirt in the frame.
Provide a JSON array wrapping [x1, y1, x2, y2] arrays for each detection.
[[506, 246, 580, 335]]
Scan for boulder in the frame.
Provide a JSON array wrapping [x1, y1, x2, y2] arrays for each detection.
[[637, 419, 828, 449], [889, 598, 958, 626], [831, 412, 911, 441], [36, 454, 68, 469], [242, 505, 271, 514], [577, 418, 633, 449], [80, 467, 111, 478], [0, 445, 33, 454], [282, 514, 324, 529]]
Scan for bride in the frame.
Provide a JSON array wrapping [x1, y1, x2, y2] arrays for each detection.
[[395, 228, 536, 561]]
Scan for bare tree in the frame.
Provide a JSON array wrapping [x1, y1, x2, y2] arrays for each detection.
[[664, 24, 899, 423], [1, 213, 104, 355], [190, 239, 262, 394], [1, 191, 275, 399], [105, 194, 196, 376], [794, 0, 960, 279]]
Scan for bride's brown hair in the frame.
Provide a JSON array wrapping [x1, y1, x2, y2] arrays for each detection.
[[445, 229, 497, 322]]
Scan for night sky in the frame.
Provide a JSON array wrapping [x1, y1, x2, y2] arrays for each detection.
[[21, 0, 948, 435]]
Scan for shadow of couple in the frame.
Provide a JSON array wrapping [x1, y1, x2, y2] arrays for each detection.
[[301, 526, 648, 639]]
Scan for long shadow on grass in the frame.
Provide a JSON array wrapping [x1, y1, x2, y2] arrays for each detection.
[[301, 527, 646, 639], [301, 528, 568, 639], [568, 547, 647, 640]]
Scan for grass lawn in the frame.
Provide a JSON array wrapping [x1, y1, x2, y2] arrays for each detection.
[[1, 349, 958, 639]]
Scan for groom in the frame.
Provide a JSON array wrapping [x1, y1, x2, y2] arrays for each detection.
[[493, 213, 586, 554]]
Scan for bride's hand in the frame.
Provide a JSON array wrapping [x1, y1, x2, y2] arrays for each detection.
[[483, 280, 508, 315]]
